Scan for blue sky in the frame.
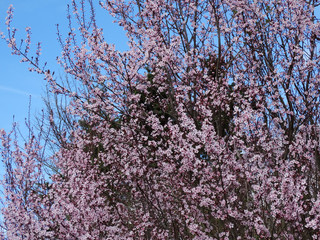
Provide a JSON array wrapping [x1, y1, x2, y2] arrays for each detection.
[[0, 0, 127, 136]]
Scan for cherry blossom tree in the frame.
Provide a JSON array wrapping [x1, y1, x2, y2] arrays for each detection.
[[1, 0, 320, 239]]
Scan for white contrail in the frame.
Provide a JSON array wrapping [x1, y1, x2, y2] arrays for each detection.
[[0, 85, 41, 98]]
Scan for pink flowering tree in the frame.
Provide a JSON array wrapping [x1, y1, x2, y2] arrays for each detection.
[[1, 0, 320, 239]]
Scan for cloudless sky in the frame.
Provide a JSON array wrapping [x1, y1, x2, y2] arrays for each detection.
[[0, 0, 127, 137]]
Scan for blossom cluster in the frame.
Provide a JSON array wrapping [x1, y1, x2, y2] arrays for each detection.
[[1, 0, 320, 239]]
